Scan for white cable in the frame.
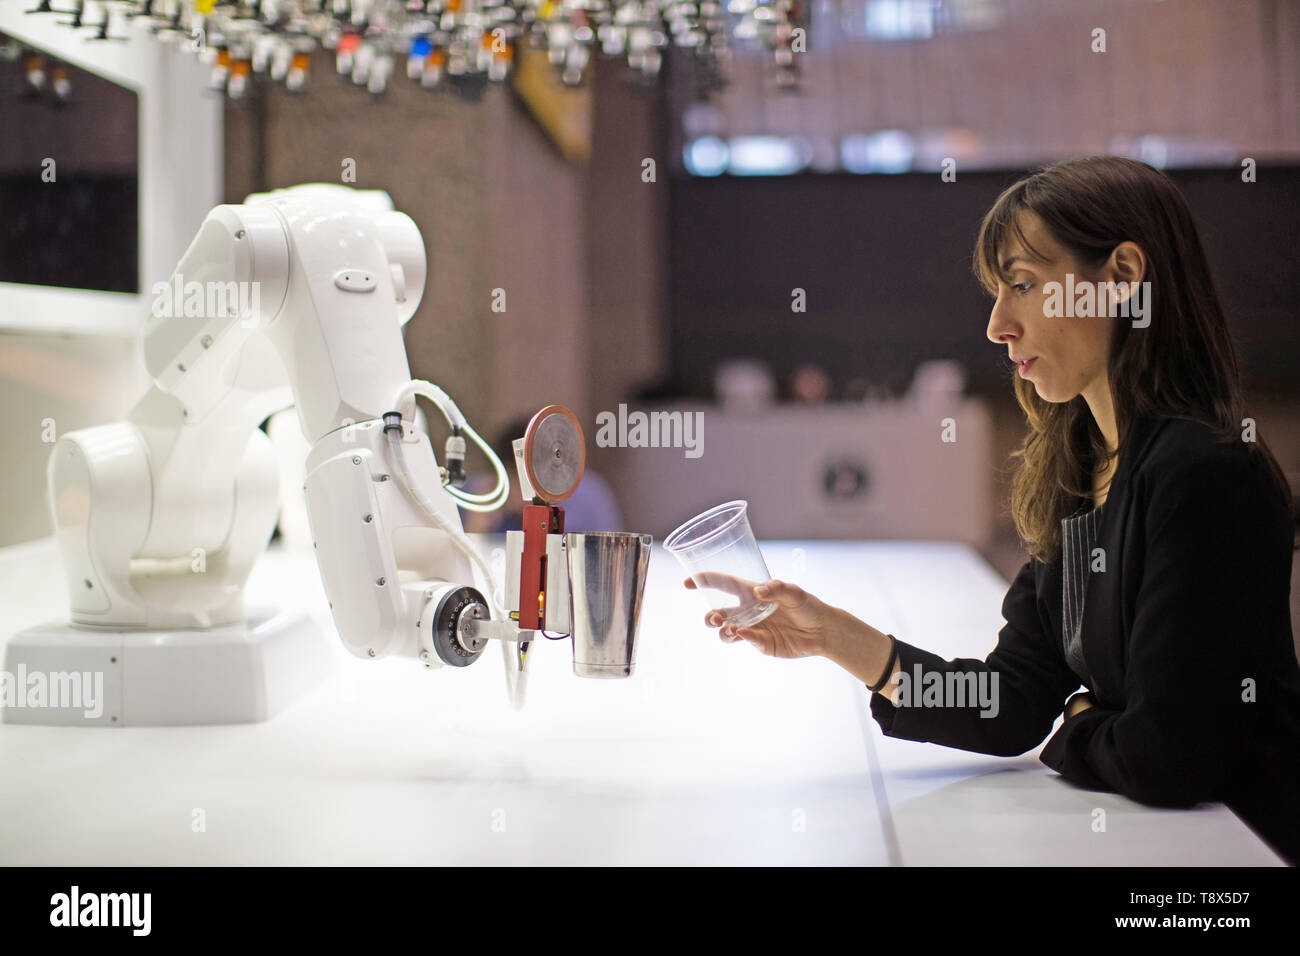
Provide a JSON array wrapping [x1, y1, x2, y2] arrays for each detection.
[[446, 429, 509, 503], [394, 380, 510, 512], [383, 426, 503, 617], [504, 637, 531, 711], [383, 405, 529, 709], [445, 421, 510, 511], [395, 379, 466, 430]]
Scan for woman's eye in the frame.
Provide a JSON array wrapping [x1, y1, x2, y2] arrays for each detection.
[[1012, 282, 1033, 295]]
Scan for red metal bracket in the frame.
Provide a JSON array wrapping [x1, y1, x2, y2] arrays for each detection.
[[518, 502, 565, 631]]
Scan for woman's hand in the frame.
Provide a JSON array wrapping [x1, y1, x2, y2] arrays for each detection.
[[1064, 691, 1096, 720], [684, 574, 837, 659]]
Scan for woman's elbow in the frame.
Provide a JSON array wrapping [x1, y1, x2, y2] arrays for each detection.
[[1119, 757, 1223, 809]]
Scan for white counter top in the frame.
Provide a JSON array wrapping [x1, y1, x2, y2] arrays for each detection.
[[0, 536, 1281, 865]]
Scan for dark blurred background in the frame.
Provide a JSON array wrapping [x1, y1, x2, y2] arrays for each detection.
[[220, 0, 1300, 597], [4, 0, 1296, 606]]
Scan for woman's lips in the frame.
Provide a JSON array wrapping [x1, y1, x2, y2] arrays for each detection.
[[1017, 357, 1037, 378]]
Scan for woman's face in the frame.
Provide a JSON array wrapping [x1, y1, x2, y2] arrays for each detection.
[[985, 212, 1115, 405]]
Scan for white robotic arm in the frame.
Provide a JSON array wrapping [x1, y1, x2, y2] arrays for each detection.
[[9, 185, 649, 727]]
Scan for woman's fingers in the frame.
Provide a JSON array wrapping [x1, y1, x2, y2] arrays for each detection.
[[686, 577, 804, 643], [684, 571, 759, 597], [684, 574, 801, 604], [720, 621, 756, 643], [752, 579, 806, 607]]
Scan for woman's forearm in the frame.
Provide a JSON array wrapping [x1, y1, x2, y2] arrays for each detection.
[[820, 607, 901, 695]]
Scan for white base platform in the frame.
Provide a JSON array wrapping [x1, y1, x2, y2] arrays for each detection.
[[2, 608, 331, 727]]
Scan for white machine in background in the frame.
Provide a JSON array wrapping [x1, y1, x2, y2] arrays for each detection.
[[3, 184, 652, 727], [611, 398, 994, 546]]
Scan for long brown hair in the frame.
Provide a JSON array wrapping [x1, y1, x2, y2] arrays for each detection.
[[973, 155, 1291, 562]]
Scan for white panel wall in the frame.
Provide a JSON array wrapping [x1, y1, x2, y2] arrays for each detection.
[[0, 6, 221, 545]]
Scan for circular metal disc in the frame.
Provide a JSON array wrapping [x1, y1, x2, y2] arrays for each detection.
[[431, 586, 488, 667], [523, 405, 585, 503]]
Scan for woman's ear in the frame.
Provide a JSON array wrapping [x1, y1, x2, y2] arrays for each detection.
[[1107, 240, 1147, 286], [1096, 241, 1148, 316]]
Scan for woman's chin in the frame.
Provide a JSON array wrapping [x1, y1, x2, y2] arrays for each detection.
[[1031, 380, 1067, 403]]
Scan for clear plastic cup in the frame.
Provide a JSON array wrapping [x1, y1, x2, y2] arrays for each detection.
[[665, 500, 777, 628]]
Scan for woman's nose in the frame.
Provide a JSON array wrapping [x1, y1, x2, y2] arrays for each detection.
[[986, 295, 1019, 346]]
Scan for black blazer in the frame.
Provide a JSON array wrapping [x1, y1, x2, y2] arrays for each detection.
[[870, 414, 1300, 865]]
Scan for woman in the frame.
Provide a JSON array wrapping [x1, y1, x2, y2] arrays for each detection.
[[688, 156, 1300, 865]]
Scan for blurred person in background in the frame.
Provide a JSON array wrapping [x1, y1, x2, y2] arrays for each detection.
[[788, 364, 832, 404]]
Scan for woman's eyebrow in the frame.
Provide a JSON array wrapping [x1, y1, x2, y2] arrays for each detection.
[[1000, 256, 1031, 272]]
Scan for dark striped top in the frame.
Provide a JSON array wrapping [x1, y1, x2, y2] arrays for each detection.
[[1061, 501, 1106, 688]]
